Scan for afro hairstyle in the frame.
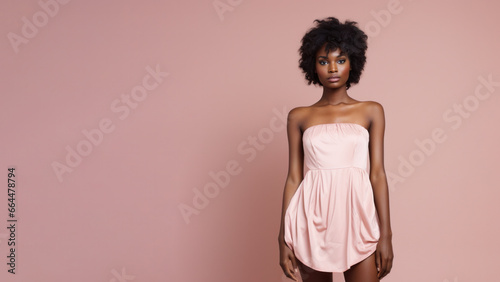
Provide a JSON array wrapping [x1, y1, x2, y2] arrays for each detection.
[[298, 17, 368, 89]]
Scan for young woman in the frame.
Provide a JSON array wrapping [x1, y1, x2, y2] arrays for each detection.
[[278, 17, 394, 282]]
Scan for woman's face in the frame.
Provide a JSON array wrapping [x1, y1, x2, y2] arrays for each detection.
[[315, 45, 351, 89]]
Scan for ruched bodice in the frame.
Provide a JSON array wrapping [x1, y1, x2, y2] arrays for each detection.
[[303, 123, 370, 171], [284, 123, 380, 272]]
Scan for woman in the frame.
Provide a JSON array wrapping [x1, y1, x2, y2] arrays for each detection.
[[278, 17, 394, 282]]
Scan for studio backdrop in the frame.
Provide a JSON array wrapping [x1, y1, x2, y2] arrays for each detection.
[[1, 0, 499, 281]]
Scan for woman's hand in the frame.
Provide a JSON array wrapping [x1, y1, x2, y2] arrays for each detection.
[[375, 235, 394, 279], [279, 239, 298, 281]]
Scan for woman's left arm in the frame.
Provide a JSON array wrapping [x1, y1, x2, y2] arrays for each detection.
[[367, 101, 394, 279]]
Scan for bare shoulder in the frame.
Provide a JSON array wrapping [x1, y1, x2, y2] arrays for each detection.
[[358, 100, 385, 121], [357, 100, 385, 132], [287, 106, 311, 124]]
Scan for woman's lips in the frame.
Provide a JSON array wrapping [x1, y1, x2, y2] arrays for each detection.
[[328, 76, 340, 82]]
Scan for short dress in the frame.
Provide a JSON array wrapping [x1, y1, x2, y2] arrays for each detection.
[[284, 123, 380, 272]]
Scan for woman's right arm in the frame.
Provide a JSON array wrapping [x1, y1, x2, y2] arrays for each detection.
[[278, 107, 305, 281]]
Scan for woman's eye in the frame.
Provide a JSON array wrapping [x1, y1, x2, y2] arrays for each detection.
[[319, 61, 327, 65], [338, 59, 346, 64]]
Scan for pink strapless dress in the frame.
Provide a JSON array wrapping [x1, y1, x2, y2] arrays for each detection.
[[284, 123, 380, 272]]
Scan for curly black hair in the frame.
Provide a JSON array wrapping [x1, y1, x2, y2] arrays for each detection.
[[298, 17, 368, 89]]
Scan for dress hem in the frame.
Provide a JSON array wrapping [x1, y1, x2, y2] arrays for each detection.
[[294, 244, 378, 273]]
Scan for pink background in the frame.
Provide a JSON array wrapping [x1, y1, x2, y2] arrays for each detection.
[[1, 0, 499, 281]]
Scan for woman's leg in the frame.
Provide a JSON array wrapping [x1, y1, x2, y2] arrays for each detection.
[[296, 258, 332, 282], [343, 252, 379, 282]]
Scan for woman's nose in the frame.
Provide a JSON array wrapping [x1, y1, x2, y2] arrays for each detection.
[[328, 63, 337, 72]]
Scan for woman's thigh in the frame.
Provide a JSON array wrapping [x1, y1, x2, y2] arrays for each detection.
[[296, 258, 332, 282], [343, 252, 379, 282]]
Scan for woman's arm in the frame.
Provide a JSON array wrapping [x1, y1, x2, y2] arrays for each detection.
[[278, 107, 305, 281], [367, 101, 394, 279]]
